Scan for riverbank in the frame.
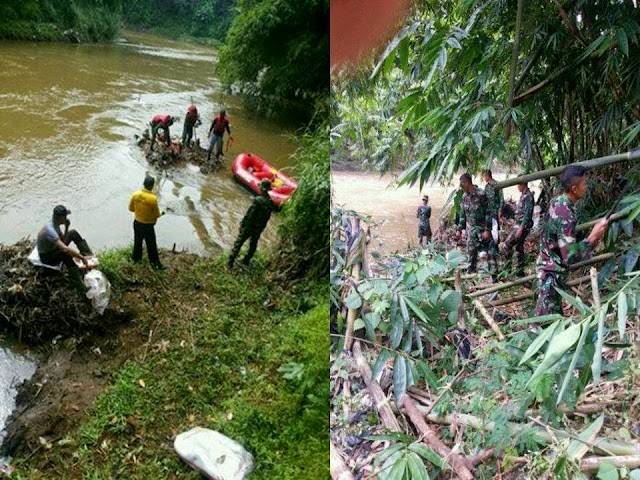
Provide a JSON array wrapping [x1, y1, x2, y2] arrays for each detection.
[[2, 247, 327, 479]]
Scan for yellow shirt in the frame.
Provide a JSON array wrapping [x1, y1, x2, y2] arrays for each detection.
[[129, 188, 161, 224]]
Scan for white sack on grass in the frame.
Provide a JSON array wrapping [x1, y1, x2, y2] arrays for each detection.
[[27, 247, 62, 271], [83, 270, 111, 315], [174, 427, 254, 480]]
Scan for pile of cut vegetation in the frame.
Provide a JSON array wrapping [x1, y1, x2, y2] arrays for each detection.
[[134, 130, 223, 173], [0, 239, 106, 343]]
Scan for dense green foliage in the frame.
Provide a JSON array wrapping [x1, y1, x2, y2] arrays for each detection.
[[218, 0, 329, 122], [273, 125, 329, 280], [333, 1, 640, 186], [0, 0, 122, 41], [122, 0, 236, 42], [13, 251, 327, 479]]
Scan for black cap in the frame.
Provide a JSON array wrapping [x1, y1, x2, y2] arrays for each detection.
[[144, 175, 155, 189], [53, 205, 71, 217]]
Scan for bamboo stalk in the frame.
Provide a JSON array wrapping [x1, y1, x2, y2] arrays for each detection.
[[580, 455, 640, 472], [330, 440, 355, 480], [471, 299, 506, 340], [577, 206, 633, 232], [469, 253, 614, 298], [402, 395, 475, 480], [417, 408, 640, 457], [344, 262, 361, 352], [496, 151, 640, 189], [352, 341, 401, 432], [484, 275, 591, 307]]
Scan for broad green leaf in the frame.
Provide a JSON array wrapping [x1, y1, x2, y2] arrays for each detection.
[[399, 296, 411, 324], [617, 291, 628, 339], [472, 132, 483, 151], [399, 37, 410, 72], [402, 318, 413, 353], [446, 36, 461, 49], [416, 266, 429, 284], [408, 443, 447, 469], [519, 319, 561, 366], [406, 451, 430, 480], [445, 249, 462, 268], [372, 350, 391, 383], [353, 318, 365, 331], [440, 290, 461, 313], [617, 28, 629, 56], [393, 354, 407, 406], [384, 453, 408, 480], [596, 459, 619, 480], [557, 321, 591, 406], [405, 296, 429, 323], [378, 448, 405, 476], [629, 468, 640, 480], [415, 360, 439, 388], [592, 306, 608, 385], [513, 314, 564, 326], [527, 322, 581, 385], [345, 290, 362, 309], [389, 313, 404, 349]]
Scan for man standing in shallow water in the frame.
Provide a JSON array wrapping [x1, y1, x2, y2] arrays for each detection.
[[534, 165, 608, 316]]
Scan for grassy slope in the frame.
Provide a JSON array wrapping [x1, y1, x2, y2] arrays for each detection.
[[12, 249, 328, 479]]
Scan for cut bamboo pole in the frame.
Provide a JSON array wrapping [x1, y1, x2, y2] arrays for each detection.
[[471, 299, 506, 340], [580, 455, 640, 472], [352, 341, 401, 432], [330, 440, 355, 480], [344, 262, 361, 352], [416, 408, 640, 457], [577, 206, 634, 232], [496, 151, 640, 189], [484, 275, 591, 307], [401, 395, 475, 480], [469, 253, 614, 298]]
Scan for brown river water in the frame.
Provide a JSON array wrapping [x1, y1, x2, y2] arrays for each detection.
[[0, 32, 296, 254]]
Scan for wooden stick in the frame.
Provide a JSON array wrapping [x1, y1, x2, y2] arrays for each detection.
[[577, 206, 633, 232], [580, 455, 640, 472], [484, 275, 591, 307], [470, 253, 614, 298], [401, 395, 475, 480], [471, 299, 505, 340], [454, 270, 466, 328], [591, 267, 601, 308], [330, 440, 355, 480], [352, 341, 401, 431]]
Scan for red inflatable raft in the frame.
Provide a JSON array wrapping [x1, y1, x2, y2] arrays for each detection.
[[232, 153, 297, 205]]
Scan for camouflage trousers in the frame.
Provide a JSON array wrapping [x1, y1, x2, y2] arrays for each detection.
[[503, 226, 530, 275], [418, 224, 432, 246], [466, 227, 498, 274], [533, 271, 567, 316]]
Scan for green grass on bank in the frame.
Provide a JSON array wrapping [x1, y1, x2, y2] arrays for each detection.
[[13, 248, 328, 479]]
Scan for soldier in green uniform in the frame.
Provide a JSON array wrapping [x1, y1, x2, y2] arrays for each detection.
[[456, 173, 498, 281], [482, 169, 504, 245], [416, 195, 432, 247], [227, 179, 281, 269], [533, 165, 608, 316], [500, 181, 534, 277]]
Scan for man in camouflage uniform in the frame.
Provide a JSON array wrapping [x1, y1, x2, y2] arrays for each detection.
[[456, 173, 498, 280], [482, 169, 504, 245], [534, 165, 609, 316], [227, 179, 281, 269], [416, 195, 432, 247], [500, 181, 534, 277]]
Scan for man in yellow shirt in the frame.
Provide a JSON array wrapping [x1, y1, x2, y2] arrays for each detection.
[[129, 175, 164, 269]]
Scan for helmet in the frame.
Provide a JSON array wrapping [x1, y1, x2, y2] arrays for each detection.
[[187, 105, 197, 113], [259, 179, 272, 192]]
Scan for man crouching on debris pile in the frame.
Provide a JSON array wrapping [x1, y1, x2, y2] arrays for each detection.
[[37, 205, 93, 291]]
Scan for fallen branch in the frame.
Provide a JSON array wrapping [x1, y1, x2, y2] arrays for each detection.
[[330, 440, 355, 480], [580, 455, 640, 472], [484, 275, 591, 307], [471, 299, 506, 340], [344, 262, 361, 351], [352, 341, 401, 432], [401, 395, 475, 480]]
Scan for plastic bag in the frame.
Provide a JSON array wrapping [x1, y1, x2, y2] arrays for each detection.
[[174, 427, 254, 480], [83, 270, 111, 315]]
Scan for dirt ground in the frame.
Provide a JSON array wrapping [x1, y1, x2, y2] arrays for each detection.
[[331, 170, 529, 254]]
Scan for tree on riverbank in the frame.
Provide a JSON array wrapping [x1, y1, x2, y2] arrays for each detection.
[[122, 0, 237, 42], [0, 0, 122, 41], [218, 0, 329, 123]]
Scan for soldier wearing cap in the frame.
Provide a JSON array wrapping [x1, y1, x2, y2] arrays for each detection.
[[416, 195, 432, 247], [182, 105, 201, 148], [500, 181, 534, 277], [36, 205, 93, 291], [533, 165, 609, 316], [227, 179, 281, 269]]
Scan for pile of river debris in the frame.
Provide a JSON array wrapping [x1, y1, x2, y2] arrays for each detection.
[[0, 239, 115, 343], [135, 129, 223, 174]]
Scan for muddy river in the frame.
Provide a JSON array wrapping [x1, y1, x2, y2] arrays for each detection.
[[0, 32, 296, 254], [331, 170, 535, 254]]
